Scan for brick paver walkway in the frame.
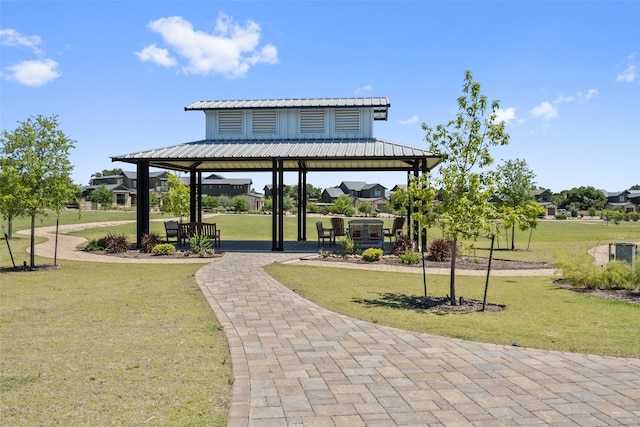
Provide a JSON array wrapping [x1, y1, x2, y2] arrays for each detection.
[[26, 224, 640, 425], [196, 252, 640, 426]]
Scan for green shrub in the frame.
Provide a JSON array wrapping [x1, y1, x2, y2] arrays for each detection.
[[555, 213, 568, 220], [556, 252, 603, 289], [557, 253, 637, 290], [361, 248, 383, 262], [601, 261, 633, 289], [105, 234, 130, 254], [189, 232, 212, 256], [152, 243, 176, 256], [338, 236, 360, 255], [140, 232, 162, 253], [399, 250, 422, 265], [85, 237, 107, 252]]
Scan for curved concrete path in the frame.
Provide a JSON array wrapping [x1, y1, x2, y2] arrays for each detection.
[[22, 225, 640, 426]]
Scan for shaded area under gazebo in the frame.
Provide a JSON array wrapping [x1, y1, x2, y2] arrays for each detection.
[[112, 138, 441, 251]]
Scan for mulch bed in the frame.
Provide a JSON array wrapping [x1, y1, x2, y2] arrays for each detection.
[[98, 249, 222, 260], [553, 280, 640, 305], [317, 254, 553, 271]]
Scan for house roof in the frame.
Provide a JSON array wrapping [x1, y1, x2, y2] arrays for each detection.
[[185, 97, 390, 120], [362, 183, 386, 190], [81, 183, 131, 192], [340, 181, 367, 191], [323, 187, 346, 198], [112, 138, 442, 173]]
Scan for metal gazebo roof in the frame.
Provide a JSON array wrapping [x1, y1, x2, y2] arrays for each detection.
[[111, 138, 441, 172]]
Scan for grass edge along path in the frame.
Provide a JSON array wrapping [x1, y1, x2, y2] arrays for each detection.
[[265, 263, 640, 359], [0, 258, 232, 426]]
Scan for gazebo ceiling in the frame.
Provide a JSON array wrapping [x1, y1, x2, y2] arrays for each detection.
[[111, 138, 442, 173]]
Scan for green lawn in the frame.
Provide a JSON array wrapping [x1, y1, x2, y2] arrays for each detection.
[[1, 211, 638, 424], [1, 216, 232, 426]]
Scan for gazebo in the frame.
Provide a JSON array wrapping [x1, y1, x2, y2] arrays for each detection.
[[111, 97, 441, 250]]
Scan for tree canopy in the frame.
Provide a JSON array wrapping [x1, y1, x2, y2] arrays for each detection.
[[90, 168, 123, 182], [558, 186, 607, 212], [90, 185, 113, 207], [408, 70, 510, 304], [492, 159, 543, 250], [161, 173, 190, 220], [0, 114, 76, 267]]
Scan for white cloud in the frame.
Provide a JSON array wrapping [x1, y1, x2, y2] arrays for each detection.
[[355, 84, 372, 94], [135, 44, 177, 67], [616, 65, 637, 83], [553, 94, 574, 104], [493, 107, 517, 125], [578, 89, 599, 101], [5, 58, 61, 87], [616, 53, 637, 83], [0, 28, 42, 54], [138, 13, 278, 78], [398, 115, 419, 125], [529, 101, 558, 120]]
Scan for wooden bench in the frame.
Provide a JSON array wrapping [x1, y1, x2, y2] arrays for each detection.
[[177, 222, 221, 247], [347, 219, 384, 249]]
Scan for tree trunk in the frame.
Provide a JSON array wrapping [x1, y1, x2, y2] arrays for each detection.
[[449, 236, 457, 305], [30, 214, 36, 268], [8, 216, 13, 239], [511, 224, 515, 251]]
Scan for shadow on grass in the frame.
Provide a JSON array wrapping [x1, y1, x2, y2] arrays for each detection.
[[352, 292, 506, 314]]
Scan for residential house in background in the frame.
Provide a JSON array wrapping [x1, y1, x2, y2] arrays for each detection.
[[82, 170, 169, 208], [181, 174, 252, 197], [320, 187, 347, 203], [604, 189, 640, 213], [321, 181, 388, 211], [82, 171, 254, 209], [535, 188, 557, 216]]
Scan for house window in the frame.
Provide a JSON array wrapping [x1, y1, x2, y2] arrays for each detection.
[[335, 109, 360, 133], [132, 180, 137, 189], [374, 190, 381, 197], [253, 110, 277, 134], [300, 109, 324, 134], [218, 110, 243, 134], [116, 194, 126, 205], [619, 195, 625, 202]]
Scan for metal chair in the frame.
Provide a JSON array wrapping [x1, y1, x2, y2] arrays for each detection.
[[330, 217, 346, 237], [164, 220, 179, 243], [384, 216, 406, 243], [316, 221, 335, 247]]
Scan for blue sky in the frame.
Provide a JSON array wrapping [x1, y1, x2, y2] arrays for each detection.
[[1, 1, 638, 194]]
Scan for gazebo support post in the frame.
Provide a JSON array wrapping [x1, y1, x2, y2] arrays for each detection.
[[272, 160, 278, 251], [277, 160, 284, 251], [136, 160, 150, 248], [301, 167, 307, 241], [197, 171, 202, 224], [297, 165, 307, 241], [189, 170, 197, 224]]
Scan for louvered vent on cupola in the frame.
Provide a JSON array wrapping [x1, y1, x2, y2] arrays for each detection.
[[335, 109, 360, 132], [218, 110, 242, 134], [300, 109, 324, 134], [252, 110, 277, 134]]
